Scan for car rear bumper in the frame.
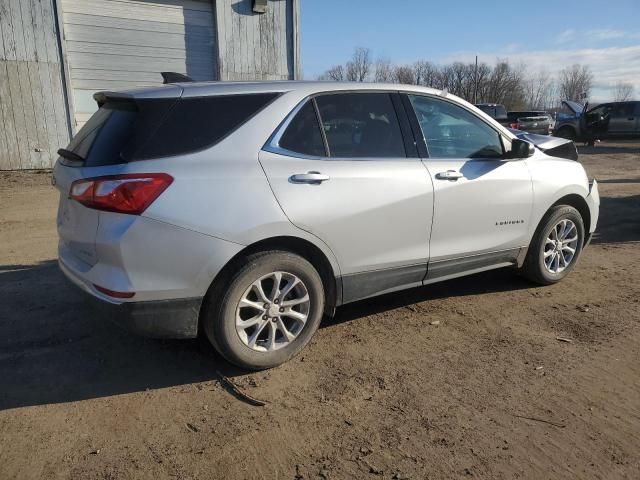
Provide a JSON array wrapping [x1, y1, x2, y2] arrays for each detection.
[[59, 258, 202, 338]]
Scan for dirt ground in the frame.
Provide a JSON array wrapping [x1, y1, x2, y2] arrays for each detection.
[[1, 141, 639, 480]]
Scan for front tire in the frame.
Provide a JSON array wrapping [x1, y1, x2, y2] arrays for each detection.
[[556, 127, 576, 140], [520, 205, 585, 285], [202, 251, 325, 370]]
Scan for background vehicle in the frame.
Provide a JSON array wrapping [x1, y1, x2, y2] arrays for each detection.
[[474, 103, 510, 127], [554, 100, 640, 141], [54, 81, 599, 370], [507, 111, 553, 135]]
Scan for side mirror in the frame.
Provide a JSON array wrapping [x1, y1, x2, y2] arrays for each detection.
[[509, 139, 535, 159]]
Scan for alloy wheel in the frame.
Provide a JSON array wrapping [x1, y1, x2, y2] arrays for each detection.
[[235, 271, 310, 352], [543, 219, 579, 274]]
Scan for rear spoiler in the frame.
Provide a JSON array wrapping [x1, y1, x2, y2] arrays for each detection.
[[161, 72, 193, 84], [93, 83, 184, 108]]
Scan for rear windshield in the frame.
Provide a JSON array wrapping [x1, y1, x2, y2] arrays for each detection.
[[508, 111, 548, 120], [62, 93, 280, 166], [476, 104, 507, 120]]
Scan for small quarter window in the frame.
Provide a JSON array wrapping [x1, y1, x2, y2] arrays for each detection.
[[279, 101, 326, 156]]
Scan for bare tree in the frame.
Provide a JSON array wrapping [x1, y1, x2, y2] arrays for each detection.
[[473, 63, 492, 103], [374, 58, 394, 83], [413, 61, 439, 88], [613, 82, 634, 102], [320, 64, 344, 81], [393, 65, 416, 84], [346, 47, 372, 82], [524, 69, 556, 109], [559, 64, 593, 102], [479, 60, 526, 108], [318, 49, 598, 111]]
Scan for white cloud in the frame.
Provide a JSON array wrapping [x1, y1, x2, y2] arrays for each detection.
[[587, 29, 640, 41], [450, 45, 640, 102], [556, 29, 576, 44]]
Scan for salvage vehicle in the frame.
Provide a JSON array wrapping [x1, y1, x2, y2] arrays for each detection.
[[554, 100, 640, 141], [474, 103, 510, 127], [54, 80, 600, 370], [507, 111, 553, 135]]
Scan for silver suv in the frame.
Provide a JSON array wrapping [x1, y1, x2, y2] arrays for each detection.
[[54, 81, 600, 370]]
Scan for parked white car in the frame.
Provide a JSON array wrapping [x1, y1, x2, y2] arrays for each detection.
[[53, 81, 599, 369]]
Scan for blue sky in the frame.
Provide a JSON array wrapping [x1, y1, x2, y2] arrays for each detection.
[[300, 0, 640, 100]]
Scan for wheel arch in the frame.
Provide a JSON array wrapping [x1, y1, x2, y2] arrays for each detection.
[[555, 124, 578, 139], [199, 235, 341, 332], [552, 194, 591, 235]]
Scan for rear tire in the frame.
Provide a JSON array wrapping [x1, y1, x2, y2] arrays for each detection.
[[202, 251, 325, 370], [520, 205, 585, 285]]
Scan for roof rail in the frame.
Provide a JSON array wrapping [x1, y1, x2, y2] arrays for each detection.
[[161, 72, 193, 84]]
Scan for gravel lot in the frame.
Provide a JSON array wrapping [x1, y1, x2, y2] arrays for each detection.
[[1, 141, 639, 480]]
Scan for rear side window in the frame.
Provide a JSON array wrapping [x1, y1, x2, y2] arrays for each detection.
[[62, 93, 280, 166], [278, 101, 326, 156], [65, 101, 139, 167], [314, 93, 406, 158], [137, 93, 280, 159], [610, 103, 635, 118]]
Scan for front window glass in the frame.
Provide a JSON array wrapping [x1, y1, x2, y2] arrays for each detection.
[[315, 93, 406, 158], [409, 95, 504, 159]]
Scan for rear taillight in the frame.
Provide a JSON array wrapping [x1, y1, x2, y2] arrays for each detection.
[[70, 173, 173, 215], [510, 122, 519, 129]]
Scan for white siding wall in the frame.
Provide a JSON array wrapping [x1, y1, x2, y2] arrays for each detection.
[[0, 0, 70, 170], [61, 0, 217, 128]]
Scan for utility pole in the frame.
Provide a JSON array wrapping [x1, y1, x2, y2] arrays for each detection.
[[474, 55, 479, 104]]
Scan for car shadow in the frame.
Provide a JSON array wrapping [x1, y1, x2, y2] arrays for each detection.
[[328, 268, 531, 327], [0, 260, 534, 411], [590, 194, 640, 244], [0, 261, 237, 411], [577, 142, 640, 155]]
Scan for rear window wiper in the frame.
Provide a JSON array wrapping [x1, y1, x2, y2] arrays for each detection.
[[57, 148, 85, 163]]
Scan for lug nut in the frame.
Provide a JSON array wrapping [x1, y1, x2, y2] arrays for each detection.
[[264, 303, 269, 309], [262, 315, 268, 320], [279, 307, 285, 312], [274, 299, 279, 304]]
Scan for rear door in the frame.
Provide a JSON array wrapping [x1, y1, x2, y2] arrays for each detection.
[[608, 103, 637, 135], [260, 91, 434, 302], [403, 94, 533, 281]]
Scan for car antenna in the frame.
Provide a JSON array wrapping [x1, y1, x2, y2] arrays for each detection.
[[161, 72, 194, 84]]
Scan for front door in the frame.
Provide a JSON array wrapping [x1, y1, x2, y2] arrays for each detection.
[[260, 92, 434, 302], [403, 94, 533, 281]]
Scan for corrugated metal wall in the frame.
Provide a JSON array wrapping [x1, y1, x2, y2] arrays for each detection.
[[61, 0, 218, 129], [215, 0, 296, 81], [0, 0, 71, 170], [0, 0, 299, 170]]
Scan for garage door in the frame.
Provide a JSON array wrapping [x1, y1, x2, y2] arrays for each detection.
[[61, 0, 217, 129]]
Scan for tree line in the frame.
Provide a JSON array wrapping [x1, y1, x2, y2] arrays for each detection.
[[318, 48, 635, 110]]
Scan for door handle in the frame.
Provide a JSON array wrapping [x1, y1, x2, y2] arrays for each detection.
[[435, 170, 464, 180], [289, 171, 330, 184], [628, 117, 635, 121]]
